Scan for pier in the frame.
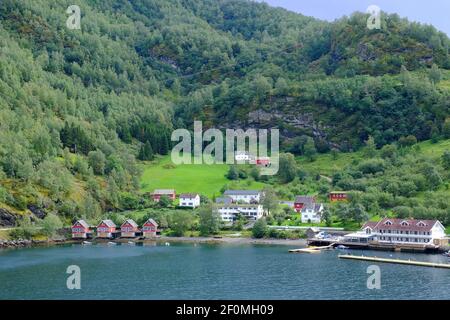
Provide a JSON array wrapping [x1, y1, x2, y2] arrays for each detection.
[[339, 254, 450, 269]]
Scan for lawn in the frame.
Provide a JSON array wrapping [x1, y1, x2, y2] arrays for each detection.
[[140, 156, 268, 198], [296, 139, 450, 177], [296, 150, 364, 176]]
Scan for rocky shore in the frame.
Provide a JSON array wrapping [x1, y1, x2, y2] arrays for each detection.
[[0, 239, 33, 248], [0, 238, 69, 249]]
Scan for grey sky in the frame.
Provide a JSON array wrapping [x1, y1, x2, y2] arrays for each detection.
[[258, 0, 450, 36]]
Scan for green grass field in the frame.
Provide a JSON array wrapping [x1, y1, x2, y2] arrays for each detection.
[[296, 139, 450, 177], [140, 156, 267, 198]]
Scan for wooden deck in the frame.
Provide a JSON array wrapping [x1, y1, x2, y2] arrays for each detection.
[[339, 254, 450, 269], [307, 238, 443, 253]]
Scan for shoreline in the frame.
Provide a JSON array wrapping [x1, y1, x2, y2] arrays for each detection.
[[158, 236, 308, 246], [0, 236, 308, 249]]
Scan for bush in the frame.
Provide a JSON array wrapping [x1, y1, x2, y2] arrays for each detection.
[[252, 219, 267, 238]]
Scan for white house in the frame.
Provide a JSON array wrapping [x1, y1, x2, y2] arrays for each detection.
[[215, 197, 264, 223], [301, 203, 324, 223], [179, 193, 200, 208], [344, 218, 446, 245], [223, 190, 262, 204], [235, 151, 255, 162]]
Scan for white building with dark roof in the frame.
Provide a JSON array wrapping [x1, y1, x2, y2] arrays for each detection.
[[344, 218, 446, 245], [179, 193, 200, 208], [215, 196, 264, 223], [301, 203, 324, 223], [223, 190, 262, 204]]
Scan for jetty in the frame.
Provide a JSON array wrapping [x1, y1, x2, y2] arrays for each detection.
[[339, 254, 450, 269], [289, 243, 335, 254]]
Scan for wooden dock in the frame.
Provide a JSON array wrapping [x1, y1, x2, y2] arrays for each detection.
[[289, 243, 335, 254], [339, 254, 450, 269]]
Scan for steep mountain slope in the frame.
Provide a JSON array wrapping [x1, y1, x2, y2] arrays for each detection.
[[0, 0, 449, 222]]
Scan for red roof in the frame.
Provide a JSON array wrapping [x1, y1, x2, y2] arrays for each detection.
[[363, 218, 438, 232]]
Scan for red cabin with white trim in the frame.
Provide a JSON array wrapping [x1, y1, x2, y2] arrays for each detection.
[[329, 191, 348, 202], [97, 220, 116, 238], [142, 218, 158, 238], [121, 219, 139, 238], [151, 189, 176, 202], [71, 220, 90, 239]]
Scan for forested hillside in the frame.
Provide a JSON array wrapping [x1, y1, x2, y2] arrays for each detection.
[[0, 0, 449, 225]]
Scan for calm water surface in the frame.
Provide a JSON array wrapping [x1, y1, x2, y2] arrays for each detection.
[[0, 243, 449, 300]]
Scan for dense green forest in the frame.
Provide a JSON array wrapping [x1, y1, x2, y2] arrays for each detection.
[[0, 0, 449, 228]]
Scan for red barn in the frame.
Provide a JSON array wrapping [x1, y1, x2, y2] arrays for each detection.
[[294, 196, 316, 212], [142, 218, 158, 238], [71, 220, 91, 239], [121, 219, 139, 238], [97, 220, 117, 238], [329, 191, 348, 202], [151, 189, 176, 202]]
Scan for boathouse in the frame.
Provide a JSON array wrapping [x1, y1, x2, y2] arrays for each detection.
[[97, 220, 117, 239], [120, 219, 139, 238], [142, 218, 158, 238], [71, 220, 91, 239]]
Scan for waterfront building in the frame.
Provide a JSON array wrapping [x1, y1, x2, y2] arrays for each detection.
[[179, 193, 200, 208], [223, 190, 262, 204], [344, 218, 446, 245], [120, 219, 139, 238], [215, 197, 264, 222], [151, 189, 176, 202], [71, 220, 91, 239], [294, 195, 316, 212], [142, 218, 158, 238], [97, 220, 117, 239], [301, 203, 324, 223]]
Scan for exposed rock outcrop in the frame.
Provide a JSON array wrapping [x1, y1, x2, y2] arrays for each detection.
[[0, 208, 16, 227], [27, 205, 47, 220]]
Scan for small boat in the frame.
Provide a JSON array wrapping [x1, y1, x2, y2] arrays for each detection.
[[82, 241, 92, 245], [442, 251, 450, 257], [165, 242, 170, 246], [107, 242, 117, 246], [289, 248, 321, 254], [336, 245, 349, 250], [128, 241, 135, 245]]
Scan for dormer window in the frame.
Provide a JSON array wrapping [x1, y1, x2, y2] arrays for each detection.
[[417, 221, 427, 227], [384, 220, 392, 226], [401, 221, 409, 226]]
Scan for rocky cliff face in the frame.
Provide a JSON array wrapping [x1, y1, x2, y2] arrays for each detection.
[[0, 208, 16, 227]]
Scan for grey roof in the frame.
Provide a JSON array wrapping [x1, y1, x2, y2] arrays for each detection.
[[144, 218, 158, 227], [99, 219, 116, 228], [180, 193, 199, 199], [301, 203, 323, 213], [122, 219, 138, 228], [74, 220, 89, 228], [295, 196, 315, 204], [216, 197, 233, 205], [224, 190, 261, 196], [153, 189, 175, 195]]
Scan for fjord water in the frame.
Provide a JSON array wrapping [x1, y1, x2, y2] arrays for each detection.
[[0, 243, 449, 300]]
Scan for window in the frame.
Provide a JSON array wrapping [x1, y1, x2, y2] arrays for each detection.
[[385, 220, 392, 226]]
